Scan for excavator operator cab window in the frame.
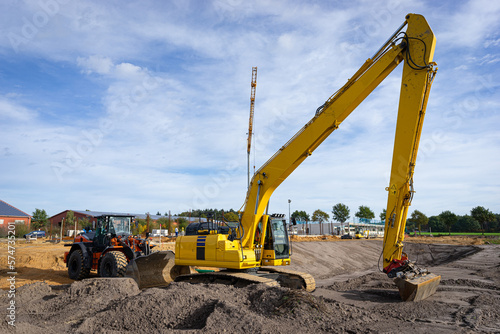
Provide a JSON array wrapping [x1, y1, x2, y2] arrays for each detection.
[[264, 218, 290, 259], [254, 221, 263, 245]]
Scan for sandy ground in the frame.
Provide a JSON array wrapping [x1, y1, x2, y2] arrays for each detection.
[[1, 236, 499, 333], [0, 239, 176, 289]]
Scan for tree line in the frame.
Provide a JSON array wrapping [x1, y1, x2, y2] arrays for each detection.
[[25, 208, 241, 237], [406, 206, 498, 234], [175, 209, 239, 222], [24, 205, 500, 236], [291, 204, 499, 234], [291, 204, 378, 224]]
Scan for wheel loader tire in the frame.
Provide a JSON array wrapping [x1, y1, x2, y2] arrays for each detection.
[[68, 249, 90, 280], [99, 251, 128, 277]]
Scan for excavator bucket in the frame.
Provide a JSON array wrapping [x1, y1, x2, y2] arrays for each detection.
[[125, 251, 193, 289], [395, 273, 441, 302]]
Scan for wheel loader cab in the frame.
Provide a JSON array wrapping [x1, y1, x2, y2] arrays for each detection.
[[93, 215, 133, 249], [106, 216, 132, 236], [93, 219, 108, 250]]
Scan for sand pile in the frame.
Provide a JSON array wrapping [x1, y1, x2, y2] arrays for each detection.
[[1, 278, 336, 333], [1, 241, 499, 333]]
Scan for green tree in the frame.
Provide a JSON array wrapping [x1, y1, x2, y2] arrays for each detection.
[[177, 217, 189, 231], [32, 208, 49, 230], [79, 217, 92, 231], [132, 218, 148, 235], [408, 210, 428, 235], [439, 210, 457, 235], [156, 211, 161, 216], [332, 203, 350, 224], [291, 210, 309, 223], [15, 225, 30, 238], [405, 219, 416, 232], [312, 209, 329, 223], [427, 216, 446, 233], [491, 214, 500, 232], [470, 206, 495, 235], [179, 208, 238, 220], [453, 215, 481, 232], [379, 208, 386, 222], [223, 211, 239, 222], [312, 209, 330, 235], [66, 210, 75, 228], [156, 217, 172, 233], [355, 206, 375, 220]]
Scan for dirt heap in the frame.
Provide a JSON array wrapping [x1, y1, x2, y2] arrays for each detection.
[[1, 241, 499, 333], [1, 278, 332, 333]]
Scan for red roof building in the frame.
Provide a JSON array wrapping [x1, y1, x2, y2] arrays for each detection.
[[0, 200, 31, 231]]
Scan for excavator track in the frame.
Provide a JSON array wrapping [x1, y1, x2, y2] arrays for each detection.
[[262, 267, 316, 292], [175, 268, 315, 292], [175, 271, 280, 288]]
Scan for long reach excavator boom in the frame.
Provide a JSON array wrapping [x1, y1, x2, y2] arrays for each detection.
[[129, 14, 440, 302]]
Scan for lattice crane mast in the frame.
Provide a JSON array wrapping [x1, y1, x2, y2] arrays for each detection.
[[247, 66, 257, 188]]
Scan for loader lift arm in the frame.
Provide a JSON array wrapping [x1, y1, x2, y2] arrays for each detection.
[[172, 14, 439, 301]]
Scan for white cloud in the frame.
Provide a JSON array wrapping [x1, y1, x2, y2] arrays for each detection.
[[76, 56, 147, 79], [0, 97, 37, 121], [77, 55, 113, 74], [114, 62, 140, 75], [0, 0, 499, 219], [479, 54, 500, 65], [439, 0, 500, 47], [484, 37, 500, 48]]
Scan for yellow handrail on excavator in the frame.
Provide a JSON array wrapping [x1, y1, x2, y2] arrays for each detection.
[[130, 14, 441, 301]]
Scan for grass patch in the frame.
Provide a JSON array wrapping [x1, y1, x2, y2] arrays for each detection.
[[412, 232, 500, 237]]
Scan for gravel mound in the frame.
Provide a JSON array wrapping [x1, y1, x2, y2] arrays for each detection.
[[1, 242, 498, 333], [68, 277, 141, 298]]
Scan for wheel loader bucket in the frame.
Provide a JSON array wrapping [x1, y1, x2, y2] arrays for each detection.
[[395, 273, 441, 302], [125, 251, 193, 289]]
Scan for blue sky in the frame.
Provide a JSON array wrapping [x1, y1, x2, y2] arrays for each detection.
[[0, 0, 499, 220]]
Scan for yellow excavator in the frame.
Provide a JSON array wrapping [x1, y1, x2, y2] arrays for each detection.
[[127, 13, 441, 301]]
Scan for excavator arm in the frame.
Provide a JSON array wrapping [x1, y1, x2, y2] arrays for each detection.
[[241, 14, 436, 247], [383, 16, 437, 269], [140, 14, 439, 301], [380, 16, 441, 300], [237, 13, 440, 300]]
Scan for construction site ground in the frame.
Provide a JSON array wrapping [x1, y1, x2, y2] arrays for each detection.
[[1, 235, 499, 333]]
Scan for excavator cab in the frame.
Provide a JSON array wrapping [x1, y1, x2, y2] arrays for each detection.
[[263, 216, 290, 260]]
